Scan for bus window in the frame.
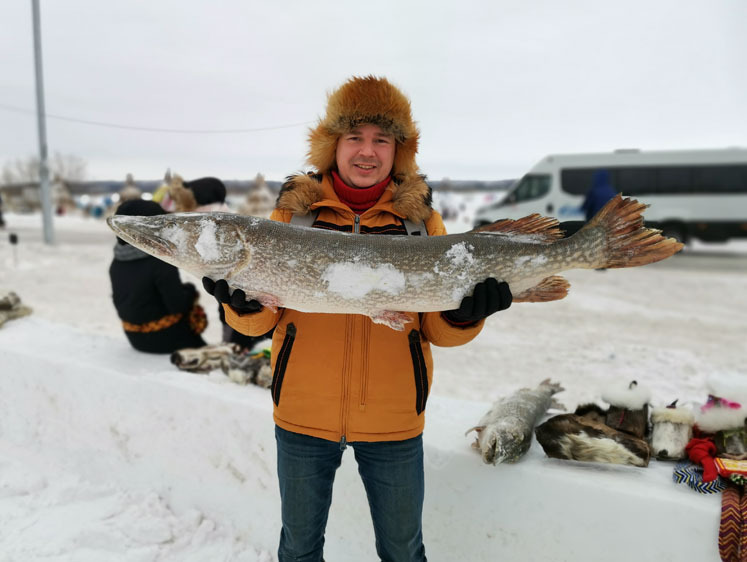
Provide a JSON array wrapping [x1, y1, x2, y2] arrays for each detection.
[[657, 167, 691, 194], [692, 166, 747, 194], [561, 169, 594, 195], [508, 174, 551, 203], [617, 167, 656, 196]]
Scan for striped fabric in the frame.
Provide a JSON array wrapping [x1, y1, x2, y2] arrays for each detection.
[[122, 312, 182, 333], [673, 461, 727, 494], [719, 482, 747, 562]]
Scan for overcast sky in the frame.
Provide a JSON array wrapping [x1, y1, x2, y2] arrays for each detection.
[[2, 1, 746, 182]]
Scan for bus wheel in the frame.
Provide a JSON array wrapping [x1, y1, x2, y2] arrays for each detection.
[[661, 223, 687, 245]]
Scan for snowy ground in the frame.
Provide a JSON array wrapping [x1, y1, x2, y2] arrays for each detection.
[[1, 201, 746, 561]]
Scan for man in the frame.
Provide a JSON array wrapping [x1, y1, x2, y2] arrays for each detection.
[[203, 76, 511, 561]]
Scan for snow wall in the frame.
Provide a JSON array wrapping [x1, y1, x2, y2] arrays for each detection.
[[0, 318, 723, 561]]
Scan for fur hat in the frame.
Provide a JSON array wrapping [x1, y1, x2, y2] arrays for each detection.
[[696, 373, 747, 433], [601, 380, 651, 410], [307, 75, 420, 179]]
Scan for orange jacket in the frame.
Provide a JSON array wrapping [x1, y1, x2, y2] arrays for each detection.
[[224, 174, 484, 443]]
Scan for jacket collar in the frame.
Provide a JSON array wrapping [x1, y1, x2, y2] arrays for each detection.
[[276, 172, 433, 222]]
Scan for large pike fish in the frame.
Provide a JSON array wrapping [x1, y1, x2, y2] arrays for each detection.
[[107, 194, 682, 330]]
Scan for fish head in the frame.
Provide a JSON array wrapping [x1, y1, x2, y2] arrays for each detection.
[[107, 212, 254, 277], [479, 423, 527, 464]]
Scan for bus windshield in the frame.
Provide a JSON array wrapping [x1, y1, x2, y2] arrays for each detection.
[[504, 174, 551, 204]]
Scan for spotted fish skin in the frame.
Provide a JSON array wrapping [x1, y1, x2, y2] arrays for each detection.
[[106, 195, 682, 330]]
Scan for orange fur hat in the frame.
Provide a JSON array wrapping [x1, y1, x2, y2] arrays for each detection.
[[307, 76, 420, 179]]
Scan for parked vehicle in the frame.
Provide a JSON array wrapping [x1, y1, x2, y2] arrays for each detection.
[[473, 148, 747, 243]]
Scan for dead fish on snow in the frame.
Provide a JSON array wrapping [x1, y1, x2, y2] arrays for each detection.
[[107, 194, 682, 331], [466, 379, 564, 464]]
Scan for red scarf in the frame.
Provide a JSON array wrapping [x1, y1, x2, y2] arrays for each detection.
[[331, 171, 390, 214]]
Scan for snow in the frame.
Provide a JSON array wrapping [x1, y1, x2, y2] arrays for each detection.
[[194, 220, 222, 262], [321, 261, 406, 299], [1, 206, 747, 561]]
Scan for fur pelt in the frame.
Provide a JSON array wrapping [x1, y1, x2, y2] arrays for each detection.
[[650, 405, 694, 460], [535, 413, 651, 467], [168, 174, 198, 212], [651, 405, 695, 425], [170, 343, 272, 387], [276, 172, 433, 223], [307, 75, 420, 179], [697, 407, 747, 434], [601, 380, 651, 410], [574, 402, 608, 423]]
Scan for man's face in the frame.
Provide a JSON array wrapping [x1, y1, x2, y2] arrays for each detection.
[[335, 124, 396, 188]]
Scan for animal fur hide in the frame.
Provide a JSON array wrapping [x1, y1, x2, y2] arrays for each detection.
[[535, 413, 651, 467]]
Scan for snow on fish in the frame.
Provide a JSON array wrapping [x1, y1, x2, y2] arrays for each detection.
[[466, 379, 564, 464], [106, 195, 683, 330]]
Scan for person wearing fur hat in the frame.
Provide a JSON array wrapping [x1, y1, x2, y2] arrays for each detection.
[[203, 75, 512, 561], [169, 176, 231, 213], [109, 199, 207, 354]]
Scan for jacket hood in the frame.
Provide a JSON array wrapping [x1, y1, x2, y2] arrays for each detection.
[[276, 173, 433, 223], [307, 75, 420, 180]]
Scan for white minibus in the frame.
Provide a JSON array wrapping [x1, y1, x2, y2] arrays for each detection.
[[473, 148, 747, 243]]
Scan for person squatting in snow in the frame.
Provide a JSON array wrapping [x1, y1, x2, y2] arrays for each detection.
[[202, 75, 513, 562], [109, 199, 208, 354]]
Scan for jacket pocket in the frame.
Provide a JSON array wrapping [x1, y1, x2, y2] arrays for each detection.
[[408, 329, 429, 415], [272, 323, 296, 406]]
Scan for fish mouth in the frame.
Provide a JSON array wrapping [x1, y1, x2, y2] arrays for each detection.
[[107, 215, 178, 258]]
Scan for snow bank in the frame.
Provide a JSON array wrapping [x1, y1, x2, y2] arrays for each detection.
[[0, 318, 724, 561]]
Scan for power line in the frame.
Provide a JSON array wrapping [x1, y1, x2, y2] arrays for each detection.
[[0, 102, 314, 134]]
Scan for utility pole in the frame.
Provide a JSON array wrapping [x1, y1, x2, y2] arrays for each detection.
[[31, 0, 54, 244]]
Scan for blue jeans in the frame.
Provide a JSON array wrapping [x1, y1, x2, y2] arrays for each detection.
[[275, 426, 427, 562]]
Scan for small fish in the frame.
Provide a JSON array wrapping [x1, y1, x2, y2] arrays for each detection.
[[466, 379, 564, 464], [107, 195, 682, 330]]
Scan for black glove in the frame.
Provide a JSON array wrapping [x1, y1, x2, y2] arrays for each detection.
[[442, 278, 512, 325], [202, 277, 263, 315]]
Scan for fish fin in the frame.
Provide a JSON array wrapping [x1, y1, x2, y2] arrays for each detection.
[[470, 214, 564, 242], [369, 310, 413, 331], [539, 378, 565, 394], [252, 293, 281, 313], [512, 276, 570, 302], [550, 398, 567, 411], [581, 194, 684, 268], [465, 425, 485, 436]]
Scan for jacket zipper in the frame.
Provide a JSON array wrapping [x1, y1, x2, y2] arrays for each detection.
[[339, 315, 355, 449], [354, 214, 360, 233]]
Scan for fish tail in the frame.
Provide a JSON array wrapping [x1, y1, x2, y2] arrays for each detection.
[[580, 194, 684, 269]]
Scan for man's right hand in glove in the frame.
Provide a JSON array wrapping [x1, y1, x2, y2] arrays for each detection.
[[202, 277, 263, 315]]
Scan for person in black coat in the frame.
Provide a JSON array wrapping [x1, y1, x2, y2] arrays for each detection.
[[581, 169, 618, 221], [109, 199, 207, 353]]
